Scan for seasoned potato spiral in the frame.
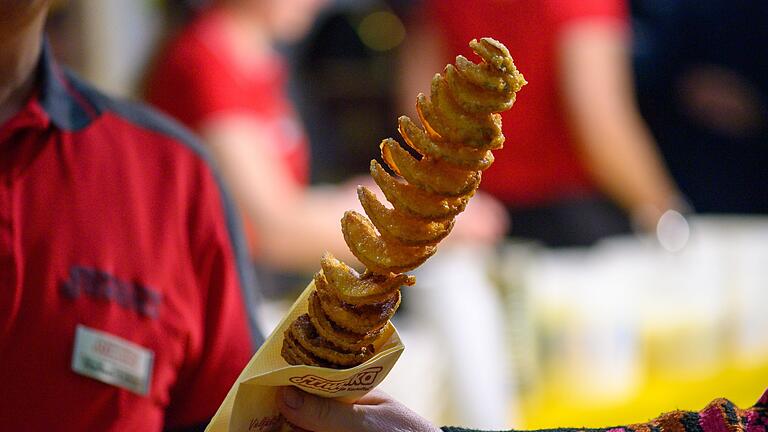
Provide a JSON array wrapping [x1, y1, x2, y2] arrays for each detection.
[[282, 37, 526, 369]]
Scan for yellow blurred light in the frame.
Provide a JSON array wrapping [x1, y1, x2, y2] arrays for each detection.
[[357, 11, 406, 52]]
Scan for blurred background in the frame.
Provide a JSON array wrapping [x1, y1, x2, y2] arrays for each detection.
[[48, 0, 768, 429]]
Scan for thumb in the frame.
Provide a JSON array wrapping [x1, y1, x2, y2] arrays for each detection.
[[276, 386, 364, 432]]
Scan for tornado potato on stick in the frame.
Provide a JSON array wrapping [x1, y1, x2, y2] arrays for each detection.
[[281, 37, 526, 369]]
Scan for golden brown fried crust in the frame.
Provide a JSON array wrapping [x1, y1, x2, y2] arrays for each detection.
[[454, 55, 513, 93], [282, 339, 309, 366], [342, 210, 437, 274], [290, 314, 374, 367], [308, 291, 383, 352], [417, 79, 504, 149], [398, 115, 496, 171], [444, 64, 515, 114], [380, 138, 481, 197], [282, 329, 329, 367], [370, 161, 473, 220], [282, 37, 524, 369], [357, 187, 454, 247], [315, 274, 400, 334], [320, 252, 414, 304], [280, 342, 299, 364]]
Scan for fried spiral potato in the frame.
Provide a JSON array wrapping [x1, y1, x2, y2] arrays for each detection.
[[282, 37, 525, 369], [398, 115, 495, 171], [320, 252, 414, 305], [357, 187, 454, 247], [380, 138, 481, 196], [342, 210, 438, 274]]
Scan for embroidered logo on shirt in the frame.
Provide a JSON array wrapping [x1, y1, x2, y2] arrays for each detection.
[[60, 266, 162, 318]]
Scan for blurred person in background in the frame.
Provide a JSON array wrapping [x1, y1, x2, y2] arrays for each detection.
[[399, 0, 687, 247], [0, 1, 261, 430], [146, 0, 351, 275], [393, 0, 687, 423], [633, 0, 768, 214]]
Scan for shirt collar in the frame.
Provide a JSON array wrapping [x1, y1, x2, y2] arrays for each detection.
[[38, 40, 102, 131]]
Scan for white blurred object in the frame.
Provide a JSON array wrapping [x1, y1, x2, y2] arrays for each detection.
[[413, 246, 515, 429], [377, 322, 444, 424], [500, 215, 768, 405], [640, 223, 726, 379], [656, 209, 690, 252], [692, 217, 768, 365], [525, 245, 642, 402], [498, 242, 542, 399]]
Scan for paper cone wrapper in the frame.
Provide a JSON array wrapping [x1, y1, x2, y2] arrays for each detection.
[[206, 280, 405, 432]]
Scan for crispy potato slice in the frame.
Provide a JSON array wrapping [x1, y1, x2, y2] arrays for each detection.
[[290, 314, 374, 366], [470, 38, 515, 73], [417, 75, 504, 149], [281, 341, 303, 365], [380, 138, 481, 196], [308, 291, 383, 351], [454, 55, 513, 93], [398, 115, 495, 170], [283, 329, 331, 367], [315, 271, 401, 315], [320, 251, 412, 305], [315, 273, 398, 334], [357, 186, 453, 246], [370, 160, 473, 220], [341, 210, 436, 274], [444, 64, 515, 114]]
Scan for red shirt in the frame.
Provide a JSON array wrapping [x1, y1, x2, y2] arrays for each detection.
[[0, 44, 261, 431], [426, 0, 628, 206], [146, 8, 310, 252]]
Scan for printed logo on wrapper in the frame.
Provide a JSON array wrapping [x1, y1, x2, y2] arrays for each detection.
[[289, 367, 383, 393]]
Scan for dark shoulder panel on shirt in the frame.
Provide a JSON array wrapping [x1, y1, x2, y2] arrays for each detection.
[[65, 71, 204, 155], [65, 70, 264, 349]]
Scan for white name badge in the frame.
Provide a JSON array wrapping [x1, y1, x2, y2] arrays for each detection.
[[71, 325, 154, 396]]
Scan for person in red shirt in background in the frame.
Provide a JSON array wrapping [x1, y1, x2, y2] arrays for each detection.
[[146, 0, 507, 274], [399, 0, 686, 247], [146, 0, 344, 272], [0, 1, 258, 430]]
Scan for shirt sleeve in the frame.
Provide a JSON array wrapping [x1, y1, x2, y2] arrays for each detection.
[[545, 0, 628, 30], [146, 39, 251, 132], [162, 153, 258, 429]]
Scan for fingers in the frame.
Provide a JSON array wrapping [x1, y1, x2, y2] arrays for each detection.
[[353, 389, 393, 405], [277, 387, 365, 432], [276, 387, 442, 432]]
